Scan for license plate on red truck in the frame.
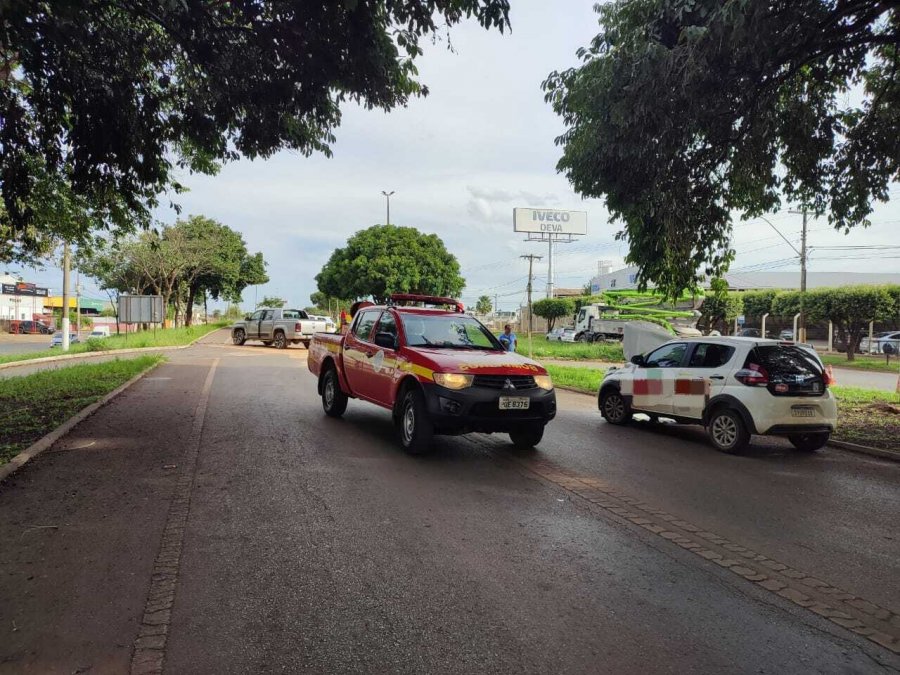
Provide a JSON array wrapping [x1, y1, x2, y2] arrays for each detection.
[[499, 397, 530, 410]]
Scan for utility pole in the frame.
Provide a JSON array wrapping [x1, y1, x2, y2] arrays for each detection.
[[546, 239, 554, 298], [494, 294, 499, 318], [75, 270, 81, 338], [61, 243, 71, 351], [521, 254, 542, 357], [789, 208, 809, 342]]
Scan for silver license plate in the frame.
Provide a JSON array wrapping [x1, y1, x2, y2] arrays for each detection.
[[499, 397, 530, 410], [791, 407, 815, 418]]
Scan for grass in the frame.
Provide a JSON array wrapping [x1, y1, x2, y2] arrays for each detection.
[[0, 323, 223, 366], [545, 364, 899, 453], [0, 355, 164, 465], [821, 353, 900, 374], [519, 335, 625, 362]]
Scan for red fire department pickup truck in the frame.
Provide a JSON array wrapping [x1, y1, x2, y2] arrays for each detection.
[[307, 294, 556, 454]]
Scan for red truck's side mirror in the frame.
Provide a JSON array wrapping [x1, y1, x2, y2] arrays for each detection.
[[373, 332, 397, 350]]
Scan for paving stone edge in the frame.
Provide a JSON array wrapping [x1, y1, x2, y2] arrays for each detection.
[[0, 360, 163, 484]]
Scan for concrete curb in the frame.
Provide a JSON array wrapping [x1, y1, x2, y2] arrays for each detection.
[[0, 327, 225, 372], [0, 360, 164, 484], [827, 439, 900, 463], [552, 385, 899, 463]]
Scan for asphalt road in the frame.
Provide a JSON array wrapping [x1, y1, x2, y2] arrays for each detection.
[[1, 333, 898, 674]]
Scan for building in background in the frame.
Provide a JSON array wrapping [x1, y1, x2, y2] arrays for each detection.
[[0, 272, 51, 323]]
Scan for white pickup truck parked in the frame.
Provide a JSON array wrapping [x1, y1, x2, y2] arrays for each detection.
[[231, 308, 328, 349]]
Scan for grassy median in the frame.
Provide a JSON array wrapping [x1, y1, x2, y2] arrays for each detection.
[[545, 364, 900, 453], [0, 323, 224, 366], [519, 336, 625, 362], [0, 355, 164, 465]]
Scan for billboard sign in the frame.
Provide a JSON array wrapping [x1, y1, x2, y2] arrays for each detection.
[[2, 282, 49, 297], [513, 208, 587, 235], [118, 294, 164, 324]]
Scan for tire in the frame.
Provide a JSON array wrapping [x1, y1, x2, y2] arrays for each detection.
[[707, 408, 750, 454], [321, 368, 348, 417], [398, 388, 433, 455], [509, 425, 544, 448], [789, 432, 829, 452], [232, 329, 246, 345], [273, 331, 287, 349], [600, 389, 631, 425]]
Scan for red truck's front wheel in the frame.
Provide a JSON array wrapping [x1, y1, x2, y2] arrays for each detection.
[[399, 389, 433, 455]]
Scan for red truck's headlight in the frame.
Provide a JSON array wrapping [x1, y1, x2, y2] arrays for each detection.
[[533, 375, 553, 391], [433, 373, 474, 390]]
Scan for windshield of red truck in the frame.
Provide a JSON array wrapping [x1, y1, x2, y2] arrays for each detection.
[[401, 314, 502, 350]]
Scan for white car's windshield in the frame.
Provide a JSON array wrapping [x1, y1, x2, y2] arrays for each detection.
[[401, 314, 502, 350]]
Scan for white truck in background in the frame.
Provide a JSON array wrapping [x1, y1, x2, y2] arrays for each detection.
[[231, 308, 328, 349], [574, 303, 701, 342]]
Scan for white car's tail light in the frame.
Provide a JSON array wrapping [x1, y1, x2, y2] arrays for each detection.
[[734, 364, 769, 386]]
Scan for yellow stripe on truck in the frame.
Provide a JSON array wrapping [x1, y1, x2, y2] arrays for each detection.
[[399, 361, 434, 380]]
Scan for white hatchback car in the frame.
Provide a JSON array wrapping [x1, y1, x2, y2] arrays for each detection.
[[598, 337, 837, 453]]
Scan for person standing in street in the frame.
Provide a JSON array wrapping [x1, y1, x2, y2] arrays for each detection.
[[499, 324, 517, 352]]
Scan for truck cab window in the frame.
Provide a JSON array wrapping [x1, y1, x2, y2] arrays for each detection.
[[353, 310, 380, 342]]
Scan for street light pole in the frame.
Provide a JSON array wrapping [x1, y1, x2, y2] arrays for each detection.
[[382, 190, 395, 225]]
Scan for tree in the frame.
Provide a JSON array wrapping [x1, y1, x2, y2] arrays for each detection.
[[544, 1, 900, 298], [476, 295, 493, 315], [804, 286, 895, 360], [1, 1, 510, 261], [315, 225, 464, 304], [532, 298, 574, 332], [258, 297, 287, 309], [175, 216, 268, 326], [698, 278, 743, 334], [741, 290, 780, 320]]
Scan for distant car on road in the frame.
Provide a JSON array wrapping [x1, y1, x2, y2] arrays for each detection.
[[88, 329, 110, 339], [598, 336, 836, 454], [50, 331, 80, 347], [309, 314, 337, 332], [546, 327, 565, 341], [9, 320, 51, 334], [860, 331, 900, 354], [231, 308, 329, 349], [779, 329, 794, 341]]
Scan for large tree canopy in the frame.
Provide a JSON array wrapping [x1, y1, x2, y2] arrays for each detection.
[[0, 0, 510, 260], [544, 0, 900, 297], [315, 224, 464, 303]]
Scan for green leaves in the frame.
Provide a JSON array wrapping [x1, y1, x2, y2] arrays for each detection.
[[531, 298, 574, 331], [1, 1, 511, 259], [544, 0, 900, 299], [315, 224, 465, 303]]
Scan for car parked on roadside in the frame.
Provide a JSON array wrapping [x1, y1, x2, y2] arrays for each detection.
[[860, 331, 900, 354], [779, 329, 794, 341], [560, 328, 577, 343], [50, 331, 80, 347], [546, 327, 566, 341], [9, 320, 52, 334], [598, 336, 836, 454]]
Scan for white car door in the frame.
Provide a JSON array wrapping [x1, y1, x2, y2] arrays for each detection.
[[626, 342, 688, 415], [671, 342, 736, 419]]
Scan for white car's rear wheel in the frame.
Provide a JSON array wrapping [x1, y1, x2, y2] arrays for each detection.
[[789, 432, 829, 452]]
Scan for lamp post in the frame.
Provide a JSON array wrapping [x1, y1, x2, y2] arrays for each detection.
[[381, 190, 395, 225]]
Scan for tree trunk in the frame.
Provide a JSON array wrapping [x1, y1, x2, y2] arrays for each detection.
[[185, 283, 197, 327], [845, 326, 860, 361], [204, 291, 208, 325]]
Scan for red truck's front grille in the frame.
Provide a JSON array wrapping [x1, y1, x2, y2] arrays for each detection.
[[472, 375, 537, 390]]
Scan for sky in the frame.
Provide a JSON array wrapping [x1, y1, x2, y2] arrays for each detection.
[[7, 0, 899, 313]]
